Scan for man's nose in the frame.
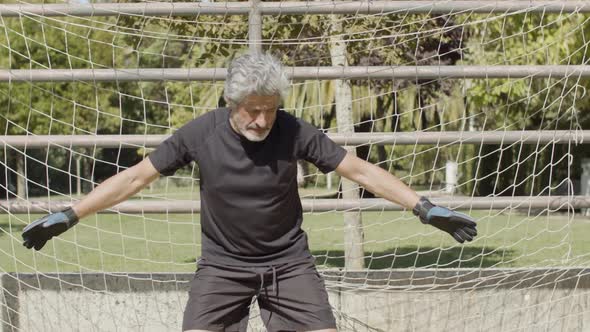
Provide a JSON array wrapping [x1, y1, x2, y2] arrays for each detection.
[[255, 112, 268, 128]]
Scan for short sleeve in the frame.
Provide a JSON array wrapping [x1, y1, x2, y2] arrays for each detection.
[[148, 125, 194, 176], [295, 119, 347, 174]]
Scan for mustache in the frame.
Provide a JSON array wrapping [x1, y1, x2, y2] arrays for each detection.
[[246, 124, 271, 130]]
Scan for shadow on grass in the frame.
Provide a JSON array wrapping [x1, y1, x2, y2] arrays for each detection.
[[312, 246, 514, 269], [0, 222, 25, 237]]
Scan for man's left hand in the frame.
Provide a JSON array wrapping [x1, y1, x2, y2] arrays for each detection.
[[413, 197, 477, 243]]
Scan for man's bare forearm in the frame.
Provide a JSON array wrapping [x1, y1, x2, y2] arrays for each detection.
[[71, 169, 150, 220], [356, 162, 421, 210], [336, 153, 420, 210]]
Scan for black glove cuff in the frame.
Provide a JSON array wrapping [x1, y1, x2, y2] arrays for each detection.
[[412, 196, 435, 222], [61, 207, 79, 228]]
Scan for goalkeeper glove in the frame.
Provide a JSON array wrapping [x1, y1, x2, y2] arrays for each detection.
[[22, 207, 79, 250], [413, 197, 477, 243]]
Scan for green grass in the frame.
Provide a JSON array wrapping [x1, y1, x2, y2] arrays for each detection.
[[2, 209, 590, 272]]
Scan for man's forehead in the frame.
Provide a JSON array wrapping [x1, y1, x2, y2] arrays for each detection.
[[242, 94, 280, 107]]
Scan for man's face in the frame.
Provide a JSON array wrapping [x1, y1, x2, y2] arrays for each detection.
[[229, 94, 280, 142]]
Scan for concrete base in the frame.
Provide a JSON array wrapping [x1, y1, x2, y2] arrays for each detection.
[[335, 288, 590, 332], [3, 269, 590, 332]]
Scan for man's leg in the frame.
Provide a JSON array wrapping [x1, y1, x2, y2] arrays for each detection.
[[182, 262, 255, 332], [258, 260, 338, 332]]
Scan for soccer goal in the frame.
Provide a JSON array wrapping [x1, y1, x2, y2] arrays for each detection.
[[1, 1, 590, 331]]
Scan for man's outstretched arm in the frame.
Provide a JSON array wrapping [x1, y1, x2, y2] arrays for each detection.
[[334, 152, 421, 209], [72, 157, 161, 219], [335, 152, 477, 243], [22, 157, 161, 250]]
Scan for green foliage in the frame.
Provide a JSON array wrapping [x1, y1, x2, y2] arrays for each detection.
[[1, 10, 587, 197], [462, 13, 590, 195]]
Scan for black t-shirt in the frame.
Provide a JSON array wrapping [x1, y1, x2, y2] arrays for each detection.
[[148, 108, 347, 265]]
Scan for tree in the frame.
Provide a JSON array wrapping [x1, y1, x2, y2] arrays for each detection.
[[0, 14, 148, 196], [464, 12, 590, 196]]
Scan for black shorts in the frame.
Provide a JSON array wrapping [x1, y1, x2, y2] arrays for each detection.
[[182, 258, 337, 332]]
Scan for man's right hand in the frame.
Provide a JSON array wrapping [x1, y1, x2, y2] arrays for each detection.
[[22, 208, 79, 250]]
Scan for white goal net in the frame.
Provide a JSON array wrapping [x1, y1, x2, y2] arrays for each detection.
[[1, 1, 589, 331]]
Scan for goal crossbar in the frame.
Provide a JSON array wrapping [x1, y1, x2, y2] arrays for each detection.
[[0, 1, 588, 17], [1, 131, 588, 148], [3, 196, 589, 213], [1, 66, 589, 82]]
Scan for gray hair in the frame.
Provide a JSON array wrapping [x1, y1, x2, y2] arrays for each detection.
[[224, 52, 290, 107]]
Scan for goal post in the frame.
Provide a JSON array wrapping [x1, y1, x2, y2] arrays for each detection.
[[1, 1, 590, 331]]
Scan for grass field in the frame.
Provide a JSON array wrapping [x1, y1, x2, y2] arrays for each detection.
[[1, 208, 589, 273]]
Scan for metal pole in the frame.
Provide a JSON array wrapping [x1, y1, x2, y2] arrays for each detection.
[[1, 66, 589, 82], [1, 131, 588, 148], [582, 158, 590, 216], [0, 2, 589, 17], [249, 0, 262, 53], [4, 196, 590, 213]]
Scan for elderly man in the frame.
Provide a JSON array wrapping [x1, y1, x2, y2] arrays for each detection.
[[22, 52, 476, 332]]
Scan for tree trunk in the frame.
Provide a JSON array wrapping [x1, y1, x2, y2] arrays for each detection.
[[16, 152, 26, 198], [76, 153, 82, 196], [329, 14, 365, 270], [375, 94, 388, 168]]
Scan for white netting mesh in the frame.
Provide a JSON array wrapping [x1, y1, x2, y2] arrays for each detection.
[[1, 1, 589, 331]]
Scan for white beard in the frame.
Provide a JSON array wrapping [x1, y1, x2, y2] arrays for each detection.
[[229, 112, 271, 142], [241, 128, 271, 142]]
